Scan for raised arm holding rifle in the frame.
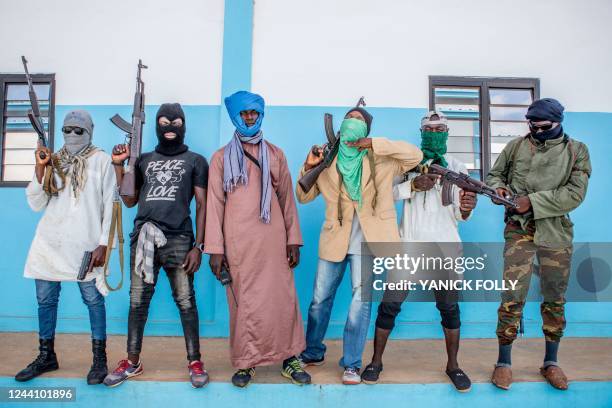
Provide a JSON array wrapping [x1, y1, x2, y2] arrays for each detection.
[[17, 107, 115, 386], [106, 66, 211, 388], [296, 99, 423, 385]]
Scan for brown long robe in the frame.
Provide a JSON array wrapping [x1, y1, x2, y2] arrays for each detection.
[[204, 141, 305, 369]]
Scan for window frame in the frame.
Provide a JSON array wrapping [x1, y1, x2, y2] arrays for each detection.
[[0, 73, 56, 187], [428, 76, 539, 177]]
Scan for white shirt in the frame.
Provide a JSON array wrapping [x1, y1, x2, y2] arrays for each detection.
[[24, 150, 116, 295], [347, 210, 365, 255], [393, 154, 469, 243]]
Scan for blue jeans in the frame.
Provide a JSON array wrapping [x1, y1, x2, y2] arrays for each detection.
[[301, 255, 373, 369], [35, 279, 106, 340]]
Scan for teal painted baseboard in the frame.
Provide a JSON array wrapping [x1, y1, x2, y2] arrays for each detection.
[[0, 377, 611, 408]]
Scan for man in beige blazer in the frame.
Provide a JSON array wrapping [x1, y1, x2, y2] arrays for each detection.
[[296, 106, 422, 384]]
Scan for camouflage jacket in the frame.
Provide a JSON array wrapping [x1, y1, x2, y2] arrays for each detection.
[[486, 133, 591, 248]]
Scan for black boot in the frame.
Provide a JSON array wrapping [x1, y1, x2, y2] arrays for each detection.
[[87, 339, 108, 385], [15, 339, 59, 382]]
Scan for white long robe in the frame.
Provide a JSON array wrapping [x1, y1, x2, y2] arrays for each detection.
[[24, 150, 116, 295]]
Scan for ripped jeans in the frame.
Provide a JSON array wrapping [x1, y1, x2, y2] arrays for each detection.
[[127, 234, 201, 362]]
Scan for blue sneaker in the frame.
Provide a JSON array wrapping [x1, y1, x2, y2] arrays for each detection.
[[103, 359, 143, 387]]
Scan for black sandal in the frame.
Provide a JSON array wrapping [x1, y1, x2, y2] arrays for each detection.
[[361, 363, 383, 384], [446, 368, 471, 392]]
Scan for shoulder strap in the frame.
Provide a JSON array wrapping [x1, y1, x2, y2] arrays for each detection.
[[243, 150, 260, 168], [505, 136, 526, 188], [102, 195, 125, 292], [367, 151, 377, 214], [561, 137, 578, 185]]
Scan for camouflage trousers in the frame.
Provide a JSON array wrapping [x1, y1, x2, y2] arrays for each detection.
[[497, 222, 572, 345]]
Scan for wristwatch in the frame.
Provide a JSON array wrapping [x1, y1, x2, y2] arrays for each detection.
[[195, 242, 205, 252]]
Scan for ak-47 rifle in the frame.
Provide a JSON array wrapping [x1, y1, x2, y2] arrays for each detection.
[[21, 56, 47, 160], [111, 60, 147, 197], [412, 163, 519, 208], [298, 97, 366, 193]]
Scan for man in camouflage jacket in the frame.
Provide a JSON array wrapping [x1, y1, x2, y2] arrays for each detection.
[[486, 98, 591, 391]]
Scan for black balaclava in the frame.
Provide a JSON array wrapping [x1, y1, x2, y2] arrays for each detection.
[[346, 107, 373, 136], [525, 98, 565, 143], [155, 103, 188, 156]]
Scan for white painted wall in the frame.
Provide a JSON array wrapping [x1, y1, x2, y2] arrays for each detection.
[[252, 0, 612, 112], [0, 0, 224, 105]]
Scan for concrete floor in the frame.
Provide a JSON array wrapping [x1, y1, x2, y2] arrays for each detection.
[[1, 332, 611, 385]]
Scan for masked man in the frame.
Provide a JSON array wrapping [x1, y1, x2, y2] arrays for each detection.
[[296, 106, 422, 384], [487, 98, 591, 391], [16, 111, 114, 385], [205, 91, 310, 387], [360, 111, 477, 391], [104, 103, 209, 388]]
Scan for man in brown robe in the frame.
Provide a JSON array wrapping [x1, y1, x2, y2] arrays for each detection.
[[204, 91, 310, 387]]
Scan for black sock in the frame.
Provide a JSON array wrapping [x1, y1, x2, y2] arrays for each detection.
[[283, 357, 295, 366], [497, 343, 512, 367], [544, 341, 560, 366]]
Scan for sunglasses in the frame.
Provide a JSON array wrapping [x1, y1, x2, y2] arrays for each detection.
[[528, 121, 555, 132], [62, 126, 85, 135]]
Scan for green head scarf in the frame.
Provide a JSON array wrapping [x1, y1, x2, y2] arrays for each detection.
[[337, 118, 368, 205], [421, 130, 448, 167]]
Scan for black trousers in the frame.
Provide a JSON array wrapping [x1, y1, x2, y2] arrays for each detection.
[[127, 234, 201, 361], [376, 288, 461, 331]]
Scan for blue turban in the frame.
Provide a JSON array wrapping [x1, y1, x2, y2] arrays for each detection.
[[224, 91, 265, 137], [525, 98, 565, 123]]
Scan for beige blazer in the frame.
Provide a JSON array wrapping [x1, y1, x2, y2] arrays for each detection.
[[296, 137, 423, 262]]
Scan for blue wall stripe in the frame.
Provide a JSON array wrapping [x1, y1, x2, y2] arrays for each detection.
[[0, 105, 610, 339], [218, 0, 254, 144]]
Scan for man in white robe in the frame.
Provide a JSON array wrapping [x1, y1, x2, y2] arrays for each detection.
[[15, 110, 115, 385]]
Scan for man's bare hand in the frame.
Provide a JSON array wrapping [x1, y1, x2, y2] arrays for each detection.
[[87, 245, 108, 274], [412, 174, 440, 192], [209, 254, 229, 280], [304, 145, 324, 171], [35, 147, 51, 167], [182, 247, 202, 275], [459, 190, 477, 212], [514, 195, 532, 214], [491, 187, 512, 205], [112, 144, 130, 165], [287, 245, 300, 268], [345, 137, 372, 151]]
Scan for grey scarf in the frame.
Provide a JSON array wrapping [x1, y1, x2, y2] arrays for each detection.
[[222, 130, 272, 223]]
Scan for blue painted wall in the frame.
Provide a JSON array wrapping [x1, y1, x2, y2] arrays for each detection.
[[1, 105, 610, 339]]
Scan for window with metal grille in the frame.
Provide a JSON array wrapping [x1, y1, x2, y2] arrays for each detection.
[[0, 74, 55, 186], [429, 76, 539, 179]]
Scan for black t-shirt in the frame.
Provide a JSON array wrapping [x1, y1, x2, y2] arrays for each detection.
[[131, 150, 208, 243]]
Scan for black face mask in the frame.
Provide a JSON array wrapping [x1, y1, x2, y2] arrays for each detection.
[[155, 103, 188, 156], [530, 124, 563, 143]]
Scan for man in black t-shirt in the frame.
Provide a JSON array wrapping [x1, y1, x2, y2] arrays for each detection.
[[104, 103, 210, 388]]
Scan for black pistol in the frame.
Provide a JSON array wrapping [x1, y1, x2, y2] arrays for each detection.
[[77, 251, 93, 281], [219, 265, 238, 307]]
